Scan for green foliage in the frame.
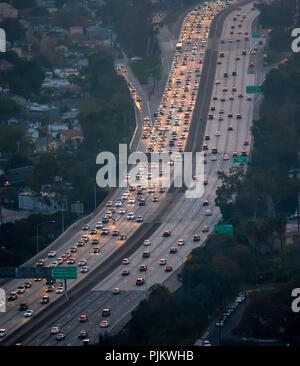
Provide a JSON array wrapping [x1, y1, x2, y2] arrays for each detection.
[[0, 18, 25, 43], [0, 125, 33, 155], [12, 0, 36, 9], [79, 51, 133, 153], [258, 0, 296, 29], [0, 98, 20, 118]]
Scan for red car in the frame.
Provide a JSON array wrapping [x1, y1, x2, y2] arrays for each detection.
[[165, 266, 173, 272]]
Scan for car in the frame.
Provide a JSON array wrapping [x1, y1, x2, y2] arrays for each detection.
[[47, 250, 56, 258], [79, 314, 88, 322], [68, 258, 75, 265], [46, 286, 55, 293], [139, 264, 147, 272], [203, 340, 211, 346], [159, 258, 167, 265], [169, 247, 177, 253], [56, 288, 64, 294], [118, 234, 127, 241], [165, 266, 173, 272], [80, 266, 89, 273], [56, 333, 65, 341], [100, 320, 110, 328], [70, 246, 77, 253], [203, 200, 209, 206], [78, 260, 87, 267], [92, 247, 100, 254], [101, 227, 109, 236], [102, 217, 109, 224], [113, 287, 121, 295], [142, 251, 151, 258], [177, 239, 185, 246], [81, 225, 89, 231], [112, 229, 119, 236], [205, 209, 212, 216], [91, 238, 99, 245], [249, 61, 255, 67], [50, 326, 60, 334], [244, 140, 250, 146], [223, 154, 229, 160], [34, 278, 42, 282], [89, 229, 97, 235], [119, 207, 126, 214], [102, 308, 111, 317], [36, 259, 45, 267], [216, 321, 224, 327], [41, 295, 49, 304], [19, 303, 28, 311], [122, 270, 130, 276], [163, 231, 171, 237], [24, 281, 32, 288], [136, 216, 144, 223], [122, 258, 130, 265], [143, 239, 151, 246], [136, 277, 145, 286], [78, 330, 88, 339], [24, 310, 33, 317], [95, 222, 103, 229], [202, 226, 209, 232], [228, 125, 233, 131], [193, 234, 201, 242], [0, 329, 6, 337], [7, 292, 17, 301], [16, 286, 25, 294], [127, 212, 135, 220], [106, 200, 113, 207]]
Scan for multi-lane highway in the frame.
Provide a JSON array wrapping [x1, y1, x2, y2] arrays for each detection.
[[0, 0, 264, 346]]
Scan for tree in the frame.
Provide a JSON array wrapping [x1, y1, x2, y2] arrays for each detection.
[[12, 0, 36, 9], [0, 18, 25, 43]]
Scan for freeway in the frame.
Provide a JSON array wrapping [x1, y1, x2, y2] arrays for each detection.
[[7, 0, 264, 346], [0, 0, 228, 345]]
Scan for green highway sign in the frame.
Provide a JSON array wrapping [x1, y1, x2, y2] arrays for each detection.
[[233, 155, 248, 164], [246, 85, 261, 93], [252, 31, 261, 38], [214, 224, 234, 234], [52, 266, 77, 280]]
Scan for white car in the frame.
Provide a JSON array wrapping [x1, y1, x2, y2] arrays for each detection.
[[95, 222, 103, 229], [78, 260, 87, 267], [47, 251, 56, 258], [119, 207, 126, 214], [115, 201, 122, 207], [128, 198, 135, 204], [0, 329, 6, 337], [122, 258, 130, 265], [143, 239, 151, 246], [80, 266, 89, 273], [205, 209, 212, 216], [127, 212, 135, 220], [56, 288, 64, 294], [177, 239, 185, 246], [223, 154, 229, 160], [24, 310, 33, 318], [159, 259, 167, 265], [215, 131, 220, 136], [211, 155, 217, 161]]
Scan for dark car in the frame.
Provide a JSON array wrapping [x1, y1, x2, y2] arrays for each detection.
[[19, 304, 28, 311]]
